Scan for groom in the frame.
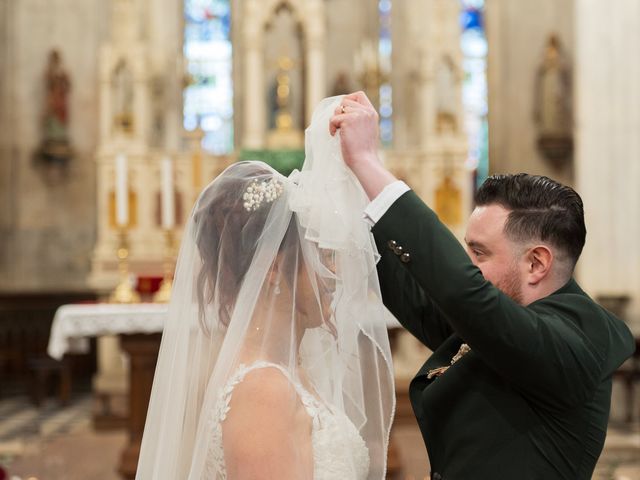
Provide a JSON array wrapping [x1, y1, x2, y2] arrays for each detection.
[[330, 92, 635, 479]]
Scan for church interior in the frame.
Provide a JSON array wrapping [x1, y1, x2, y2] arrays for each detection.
[[0, 0, 639, 478]]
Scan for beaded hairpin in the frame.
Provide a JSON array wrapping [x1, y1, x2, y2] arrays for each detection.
[[242, 178, 284, 212]]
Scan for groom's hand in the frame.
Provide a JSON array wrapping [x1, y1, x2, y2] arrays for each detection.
[[329, 91, 397, 200], [329, 91, 379, 170]]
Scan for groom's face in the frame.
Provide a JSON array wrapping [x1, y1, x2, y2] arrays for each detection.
[[465, 204, 525, 304]]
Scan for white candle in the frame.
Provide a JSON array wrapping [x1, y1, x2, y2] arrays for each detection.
[[161, 156, 175, 229], [115, 153, 128, 227]]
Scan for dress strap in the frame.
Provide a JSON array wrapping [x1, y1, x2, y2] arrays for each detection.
[[221, 361, 321, 423]]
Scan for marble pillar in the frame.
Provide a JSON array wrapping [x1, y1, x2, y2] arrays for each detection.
[[574, 0, 640, 325]]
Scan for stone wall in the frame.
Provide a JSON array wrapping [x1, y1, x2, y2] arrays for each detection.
[[0, 0, 109, 290], [486, 0, 575, 187]]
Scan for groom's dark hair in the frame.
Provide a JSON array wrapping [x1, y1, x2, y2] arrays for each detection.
[[475, 173, 586, 270]]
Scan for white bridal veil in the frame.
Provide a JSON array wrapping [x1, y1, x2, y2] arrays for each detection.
[[136, 96, 395, 479]]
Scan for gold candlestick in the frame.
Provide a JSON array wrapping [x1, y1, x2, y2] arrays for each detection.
[[109, 228, 141, 304], [153, 229, 176, 303]]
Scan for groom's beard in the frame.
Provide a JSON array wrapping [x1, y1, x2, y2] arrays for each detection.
[[495, 264, 524, 305]]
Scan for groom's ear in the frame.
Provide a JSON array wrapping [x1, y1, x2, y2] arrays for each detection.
[[525, 245, 553, 286]]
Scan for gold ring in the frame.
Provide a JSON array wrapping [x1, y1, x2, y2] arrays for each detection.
[[341, 105, 346, 114]]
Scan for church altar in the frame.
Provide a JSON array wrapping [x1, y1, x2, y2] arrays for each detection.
[[47, 303, 403, 478], [48, 303, 167, 361], [48, 303, 166, 479]]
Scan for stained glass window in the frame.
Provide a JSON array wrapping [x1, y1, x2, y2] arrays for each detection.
[[183, 0, 233, 154], [378, 0, 393, 146], [460, 0, 488, 187]]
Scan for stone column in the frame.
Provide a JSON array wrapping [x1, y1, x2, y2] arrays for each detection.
[[92, 335, 129, 428], [118, 333, 162, 480], [574, 0, 640, 324], [242, 44, 265, 149], [304, 1, 326, 124], [242, 1, 265, 149], [0, 0, 15, 263]]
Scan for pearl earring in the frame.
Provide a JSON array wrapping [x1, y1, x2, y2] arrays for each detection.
[[275, 281, 281, 295]]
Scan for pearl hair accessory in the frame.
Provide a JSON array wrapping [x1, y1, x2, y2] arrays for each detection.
[[242, 178, 284, 212]]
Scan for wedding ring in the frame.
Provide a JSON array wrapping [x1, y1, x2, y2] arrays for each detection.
[[341, 105, 346, 114]]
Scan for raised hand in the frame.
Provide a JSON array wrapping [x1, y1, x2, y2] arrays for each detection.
[[329, 91, 380, 170], [329, 91, 397, 199]]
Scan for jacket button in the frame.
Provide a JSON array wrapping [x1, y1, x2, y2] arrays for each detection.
[[400, 252, 411, 263], [387, 240, 397, 251], [393, 245, 403, 255]]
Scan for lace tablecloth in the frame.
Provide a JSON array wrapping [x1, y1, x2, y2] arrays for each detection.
[[47, 303, 169, 360], [47, 302, 401, 360]]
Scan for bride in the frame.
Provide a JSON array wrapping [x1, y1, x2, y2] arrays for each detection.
[[136, 97, 395, 479]]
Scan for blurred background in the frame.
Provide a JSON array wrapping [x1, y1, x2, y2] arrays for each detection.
[[0, 0, 638, 478]]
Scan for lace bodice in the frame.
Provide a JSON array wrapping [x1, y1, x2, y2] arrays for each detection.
[[205, 361, 370, 479]]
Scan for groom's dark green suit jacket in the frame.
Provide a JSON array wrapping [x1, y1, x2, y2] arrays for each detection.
[[372, 191, 635, 480]]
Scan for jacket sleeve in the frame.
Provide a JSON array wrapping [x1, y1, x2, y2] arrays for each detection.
[[372, 190, 605, 409], [374, 231, 454, 351]]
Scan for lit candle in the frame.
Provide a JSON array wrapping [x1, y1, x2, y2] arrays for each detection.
[[115, 153, 128, 227], [161, 156, 175, 229]]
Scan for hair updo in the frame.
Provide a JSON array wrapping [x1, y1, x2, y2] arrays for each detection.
[[193, 162, 281, 329]]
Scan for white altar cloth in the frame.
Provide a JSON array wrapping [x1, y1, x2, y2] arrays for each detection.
[[47, 302, 400, 361], [47, 303, 168, 360]]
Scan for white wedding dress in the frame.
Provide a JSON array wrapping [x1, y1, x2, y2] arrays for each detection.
[[204, 361, 371, 479], [135, 97, 394, 480]]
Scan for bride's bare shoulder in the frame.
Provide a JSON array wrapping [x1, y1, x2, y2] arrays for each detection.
[[223, 365, 301, 434], [228, 366, 294, 407], [221, 366, 311, 476]]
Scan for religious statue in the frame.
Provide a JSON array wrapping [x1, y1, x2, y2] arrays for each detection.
[[534, 34, 573, 166], [435, 56, 458, 133], [36, 49, 73, 166], [112, 59, 134, 134], [266, 55, 303, 149]]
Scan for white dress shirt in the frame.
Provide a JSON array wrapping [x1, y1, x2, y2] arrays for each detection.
[[363, 180, 411, 226]]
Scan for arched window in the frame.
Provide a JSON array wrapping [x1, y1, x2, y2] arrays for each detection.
[[460, 0, 488, 187], [183, 0, 233, 154], [378, 0, 393, 146]]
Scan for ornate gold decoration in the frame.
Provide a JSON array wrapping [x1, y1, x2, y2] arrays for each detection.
[[427, 343, 471, 379], [434, 175, 462, 227], [108, 190, 138, 229], [153, 229, 176, 303], [109, 228, 141, 304]]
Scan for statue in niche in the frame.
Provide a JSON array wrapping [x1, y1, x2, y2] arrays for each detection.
[[435, 173, 462, 227], [149, 74, 165, 148], [435, 56, 458, 133], [266, 56, 303, 149], [534, 34, 573, 166], [112, 59, 134, 134], [35, 49, 73, 168]]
